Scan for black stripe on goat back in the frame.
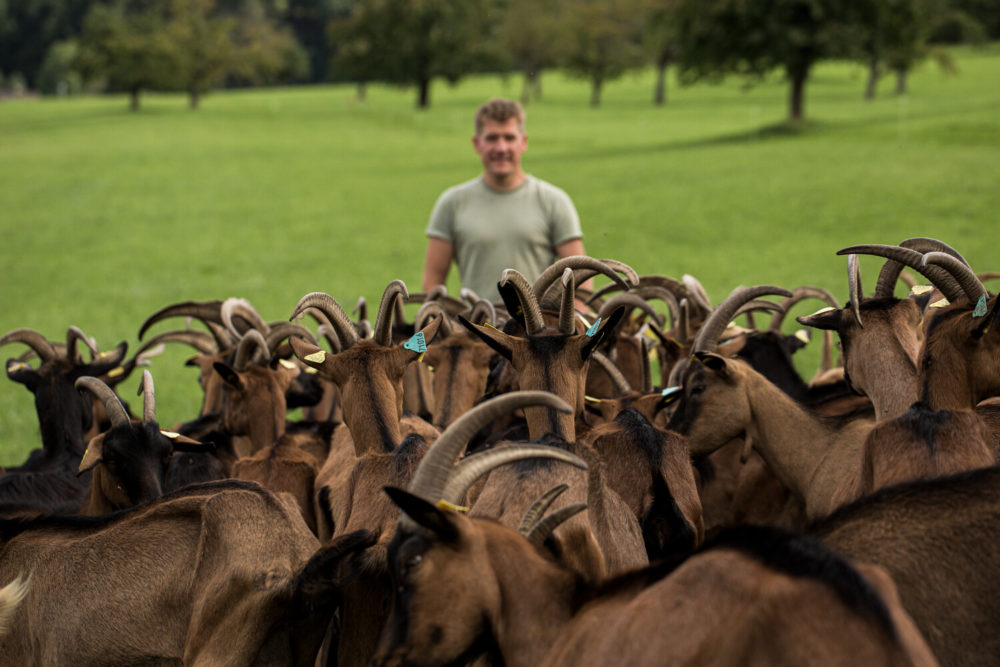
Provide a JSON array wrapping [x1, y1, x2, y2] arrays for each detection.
[[613, 408, 664, 467], [705, 524, 897, 640]]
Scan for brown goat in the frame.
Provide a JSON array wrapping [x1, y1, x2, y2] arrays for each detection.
[[372, 490, 937, 667]]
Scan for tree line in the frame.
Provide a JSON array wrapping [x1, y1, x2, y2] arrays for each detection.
[[1, 0, 995, 120]]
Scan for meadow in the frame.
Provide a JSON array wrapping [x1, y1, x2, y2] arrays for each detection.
[[1, 45, 998, 465]]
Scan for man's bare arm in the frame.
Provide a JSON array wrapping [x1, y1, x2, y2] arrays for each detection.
[[423, 237, 455, 293]]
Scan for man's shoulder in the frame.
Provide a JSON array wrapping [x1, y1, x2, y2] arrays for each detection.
[[438, 177, 486, 201], [524, 174, 573, 201]]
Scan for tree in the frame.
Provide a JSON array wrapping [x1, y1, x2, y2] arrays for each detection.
[[562, 0, 645, 107], [642, 0, 681, 105], [674, 0, 848, 124], [76, 0, 172, 111], [330, 0, 503, 109], [0, 0, 95, 90], [499, 0, 566, 104]]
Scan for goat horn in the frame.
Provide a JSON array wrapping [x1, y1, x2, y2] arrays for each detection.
[[415, 301, 454, 339], [221, 298, 270, 339], [406, 390, 573, 506], [291, 292, 359, 349], [734, 299, 785, 321], [532, 256, 633, 301], [682, 274, 714, 315], [558, 268, 577, 335], [76, 376, 130, 428], [138, 300, 225, 341], [848, 254, 865, 328], [353, 296, 368, 323], [692, 285, 793, 353], [467, 299, 496, 327], [440, 444, 587, 508], [921, 251, 988, 305], [137, 369, 156, 425], [597, 293, 663, 327], [500, 269, 546, 335], [233, 329, 269, 371], [591, 350, 632, 395], [874, 237, 969, 298], [374, 280, 409, 347], [65, 326, 99, 364], [525, 504, 588, 546], [837, 244, 964, 303], [264, 322, 318, 350], [0, 328, 57, 363], [460, 287, 481, 305], [518, 484, 569, 534], [769, 286, 840, 332], [136, 329, 218, 356]]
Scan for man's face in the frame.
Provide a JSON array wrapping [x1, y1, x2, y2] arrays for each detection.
[[473, 117, 527, 183]]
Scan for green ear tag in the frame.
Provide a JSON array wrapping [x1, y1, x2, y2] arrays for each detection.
[[586, 317, 602, 338], [404, 332, 427, 354], [973, 294, 988, 318]]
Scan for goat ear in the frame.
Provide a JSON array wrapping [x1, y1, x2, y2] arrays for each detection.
[[384, 486, 460, 542], [212, 362, 243, 390], [416, 314, 442, 346], [694, 351, 729, 375], [78, 433, 106, 474], [293, 529, 379, 616], [973, 295, 1000, 340], [498, 280, 527, 329], [796, 307, 842, 332], [581, 306, 626, 360], [458, 315, 513, 362], [5, 360, 40, 390], [288, 336, 330, 369]]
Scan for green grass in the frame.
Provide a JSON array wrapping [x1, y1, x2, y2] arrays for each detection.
[[2, 46, 999, 465]]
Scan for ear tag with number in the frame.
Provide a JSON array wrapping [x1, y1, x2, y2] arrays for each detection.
[[404, 332, 427, 354], [305, 350, 326, 363], [973, 294, 988, 318], [586, 317, 602, 338]]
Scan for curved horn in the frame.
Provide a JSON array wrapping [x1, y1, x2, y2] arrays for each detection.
[[440, 443, 587, 507], [459, 287, 481, 305], [517, 484, 569, 534], [921, 251, 988, 305], [233, 329, 270, 371], [0, 328, 57, 363], [837, 244, 964, 303], [373, 280, 409, 347], [137, 369, 156, 425], [406, 390, 573, 504], [598, 292, 667, 327], [691, 285, 793, 353], [525, 503, 588, 547], [467, 299, 497, 327], [415, 301, 454, 339], [264, 322, 318, 351], [500, 269, 546, 335], [221, 298, 270, 338], [75, 376, 129, 428], [848, 254, 865, 328], [65, 326, 99, 364], [532, 256, 633, 302], [291, 292, 359, 349], [590, 350, 632, 395], [135, 329, 219, 356], [682, 274, 714, 315], [769, 286, 840, 332], [138, 300, 225, 341], [558, 268, 577, 335], [874, 237, 969, 298]]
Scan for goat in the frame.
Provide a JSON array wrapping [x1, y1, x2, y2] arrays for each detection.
[[372, 490, 937, 667], [0, 479, 373, 666]]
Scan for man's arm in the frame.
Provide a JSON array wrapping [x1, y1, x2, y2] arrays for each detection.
[[423, 237, 454, 293], [555, 238, 595, 313]]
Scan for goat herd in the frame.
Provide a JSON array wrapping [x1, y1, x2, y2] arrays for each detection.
[[0, 239, 997, 666]]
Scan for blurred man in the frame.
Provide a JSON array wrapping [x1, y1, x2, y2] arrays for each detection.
[[422, 98, 589, 303]]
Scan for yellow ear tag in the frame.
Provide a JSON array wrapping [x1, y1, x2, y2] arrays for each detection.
[[99, 350, 113, 358], [107, 367, 124, 378], [436, 500, 469, 513], [576, 314, 593, 329], [160, 430, 181, 439], [7, 362, 27, 372], [305, 350, 327, 363], [584, 395, 602, 403], [279, 359, 297, 370], [417, 352, 425, 363], [910, 285, 934, 295], [483, 322, 502, 333], [794, 330, 811, 344], [808, 306, 836, 316], [78, 448, 88, 471], [930, 298, 950, 309], [305, 366, 318, 374]]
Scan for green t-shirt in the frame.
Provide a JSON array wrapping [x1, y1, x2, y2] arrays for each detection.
[[426, 175, 582, 302]]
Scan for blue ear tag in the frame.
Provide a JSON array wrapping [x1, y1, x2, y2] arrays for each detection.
[[586, 317, 602, 338], [661, 386, 682, 398], [404, 332, 427, 354], [973, 294, 988, 318]]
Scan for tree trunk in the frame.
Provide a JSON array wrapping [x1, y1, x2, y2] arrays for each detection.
[[653, 62, 668, 106], [864, 56, 879, 101], [788, 69, 807, 124], [590, 76, 603, 108], [129, 87, 140, 112], [416, 78, 430, 109], [895, 66, 908, 95], [521, 70, 542, 105], [356, 81, 367, 102], [189, 88, 200, 110]]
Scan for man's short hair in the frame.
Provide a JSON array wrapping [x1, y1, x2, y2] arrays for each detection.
[[474, 98, 525, 136]]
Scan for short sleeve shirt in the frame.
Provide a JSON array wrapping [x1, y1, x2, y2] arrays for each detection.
[[426, 175, 582, 302]]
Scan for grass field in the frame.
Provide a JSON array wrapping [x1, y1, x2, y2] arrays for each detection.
[[1, 45, 998, 465]]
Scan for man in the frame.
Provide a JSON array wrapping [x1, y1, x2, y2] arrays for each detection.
[[422, 98, 590, 303]]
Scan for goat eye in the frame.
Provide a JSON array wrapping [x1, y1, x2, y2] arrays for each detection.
[[407, 553, 423, 568]]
